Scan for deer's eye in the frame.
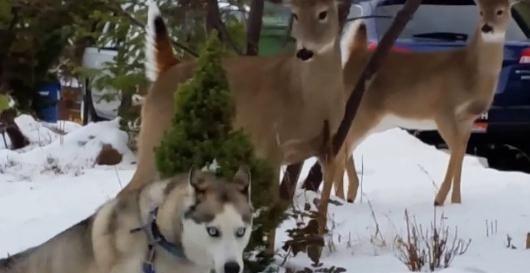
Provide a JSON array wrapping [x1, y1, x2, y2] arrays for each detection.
[[480, 11, 484, 16], [318, 11, 328, 21], [496, 9, 504, 16]]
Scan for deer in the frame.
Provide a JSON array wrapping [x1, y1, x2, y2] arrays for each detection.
[[331, 0, 524, 206], [120, 0, 369, 250]]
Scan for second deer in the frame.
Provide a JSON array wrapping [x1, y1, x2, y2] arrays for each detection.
[[335, 0, 523, 205]]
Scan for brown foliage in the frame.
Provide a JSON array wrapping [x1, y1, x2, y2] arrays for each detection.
[[394, 210, 471, 272]]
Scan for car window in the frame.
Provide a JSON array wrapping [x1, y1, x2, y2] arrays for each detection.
[[373, 0, 529, 40]]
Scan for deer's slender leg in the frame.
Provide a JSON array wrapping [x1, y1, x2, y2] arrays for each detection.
[[339, 109, 381, 203], [451, 122, 472, 204], [345, 155, 359, 203], [434, 154, 457, 206], [334, 172, 345, 199], [318, 156, 340, 233], [333, 150, 347, 199], [434, 115, 464, 206]]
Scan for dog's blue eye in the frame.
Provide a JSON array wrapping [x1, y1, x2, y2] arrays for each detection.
[[235, 227, 246, 238], [206, 227, 220, 237]]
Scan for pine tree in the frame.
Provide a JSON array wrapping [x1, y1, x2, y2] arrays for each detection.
[[154, 33, 286, 271]]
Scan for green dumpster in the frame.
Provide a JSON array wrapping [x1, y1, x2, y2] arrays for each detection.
[[259, 2, 295, 56]]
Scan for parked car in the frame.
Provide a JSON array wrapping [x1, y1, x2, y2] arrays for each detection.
[[346, 0, 530, 170]]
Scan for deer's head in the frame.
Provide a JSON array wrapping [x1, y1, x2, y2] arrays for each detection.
[[275, 0, 340, 61], [476, 0, 523, 42]]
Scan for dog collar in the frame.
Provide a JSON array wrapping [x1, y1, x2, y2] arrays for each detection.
[[148, 207, 187, 259], [130, 207, 188, 273]]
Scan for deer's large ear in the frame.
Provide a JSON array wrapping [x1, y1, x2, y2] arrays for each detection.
[[233, 165, 251, 200], [187, 168, 207, 199]]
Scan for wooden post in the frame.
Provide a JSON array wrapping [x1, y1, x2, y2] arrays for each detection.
[[526, 232, 530, 249]]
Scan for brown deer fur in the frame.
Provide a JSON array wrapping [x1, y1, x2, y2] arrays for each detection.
[[121, 0, 354, 215]]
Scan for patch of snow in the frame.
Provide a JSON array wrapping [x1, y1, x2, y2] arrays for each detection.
[[0, 127, 529, 273], [0, 168, 133, 255], [43, 120, 83, 134], [15, 115, 60, 147], [276, 129, 530, 273], [3, 115, 83, 150], [0, 116, 134, 178]]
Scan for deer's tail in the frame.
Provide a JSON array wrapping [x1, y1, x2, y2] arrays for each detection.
[[342, 21, 369, 93], [341, 20, 368, 66], [145, 1, 179, 82]]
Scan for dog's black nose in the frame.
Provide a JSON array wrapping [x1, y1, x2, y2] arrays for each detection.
[[481, 24, 493, 33], [224, 261, 240, 273], [296, 48, 314, 61]]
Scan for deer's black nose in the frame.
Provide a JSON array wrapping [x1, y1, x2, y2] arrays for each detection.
[[481, 24, 493, 33], [296, 48, 314, 61]]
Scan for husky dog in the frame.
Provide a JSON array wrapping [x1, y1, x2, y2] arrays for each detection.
[[0, 167, 253, 273]]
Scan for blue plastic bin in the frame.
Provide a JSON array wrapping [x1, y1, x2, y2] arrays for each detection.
[[36, 82, 61, 123]]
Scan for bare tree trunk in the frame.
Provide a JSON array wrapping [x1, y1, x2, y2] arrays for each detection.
[[206, 0, 243, 54], [246, 0, 264, 56], [0, 6, 20, 92], [205, 0, 219, 34]]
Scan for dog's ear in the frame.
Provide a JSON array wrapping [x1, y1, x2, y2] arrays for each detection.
[[187, 168, 207, 199], [233, 165, 251, 200], [510, 0, 528, 6]]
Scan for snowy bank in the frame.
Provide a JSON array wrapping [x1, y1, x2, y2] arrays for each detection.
[[0, 115, 135, 178]]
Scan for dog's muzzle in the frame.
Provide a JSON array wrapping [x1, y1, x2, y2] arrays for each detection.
[[296, 48, 314, 61], [481, 24, 494, 34]]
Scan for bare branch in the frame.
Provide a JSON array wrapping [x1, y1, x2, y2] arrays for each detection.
[[206, 0, 244, 55], [246, 0, 265, 56]]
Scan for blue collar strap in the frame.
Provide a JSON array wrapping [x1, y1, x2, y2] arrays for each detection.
[[148, 208, 187, 259], [130, 207, 187, 273]]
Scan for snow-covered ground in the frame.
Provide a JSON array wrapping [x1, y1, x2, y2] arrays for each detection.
[[277, 130, 530, 273], [0, 117, 529, 273]]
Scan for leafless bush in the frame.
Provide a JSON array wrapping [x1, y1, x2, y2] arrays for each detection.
[[365, 194, 386, 248], [394, 210, 471, 272], [485, 219, 498, 237], [286, 266, 346, 273], [506, 234, 517, 249], [281, 200, 345, 273]]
